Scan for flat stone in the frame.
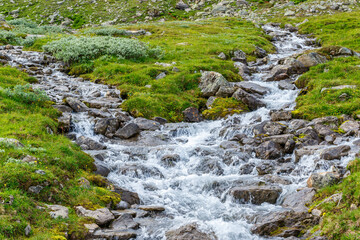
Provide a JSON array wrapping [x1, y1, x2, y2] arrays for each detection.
[[230, 185, 282, 205], [75, 206, 115, 226], [46, 204, 69, 219]]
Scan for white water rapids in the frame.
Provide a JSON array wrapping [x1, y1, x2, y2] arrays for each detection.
[[3, 25, 360, 240]]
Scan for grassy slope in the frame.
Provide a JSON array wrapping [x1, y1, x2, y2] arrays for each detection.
[[0, 67, 120, 239], [270, 11, 360, 120], [73, 18, 274, 121]]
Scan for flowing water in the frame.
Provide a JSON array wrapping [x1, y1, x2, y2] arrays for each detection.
[[3, 25, 360, 240]]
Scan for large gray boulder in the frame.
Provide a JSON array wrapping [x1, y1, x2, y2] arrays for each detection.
[[320, 145, 351, 160], [340, 120, 359, 133], [65, 97, 89, 112], [133, 117, 160, 131], [282, 188, 316, 212], [46, 205, 69, 219], [230, 185, 282, 205], [114, 123, 140, 139], [297, 52, 327, 68], [199, 71, 231, 97], [76, 136, 106, 150], [109, 213, 139, 230], [237, 82, 270, 95], [256, 141, 283, 159], [75, 206, 115, 226], [307, 172, 340, 189], [232, 88, 265, 110], [166, 223, 218, 240]]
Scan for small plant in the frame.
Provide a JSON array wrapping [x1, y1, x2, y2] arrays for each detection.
[[1, 84, 49, 105], [85, 27, 127, 37]]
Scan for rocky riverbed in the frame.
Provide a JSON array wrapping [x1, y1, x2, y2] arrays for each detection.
[[1, 24, 360, 240]]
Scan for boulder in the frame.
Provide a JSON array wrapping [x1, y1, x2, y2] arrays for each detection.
[[0, 138, 24, 148], [231, 50, 247, 63], [176, 1, 190, 10], [58, 113, 71, 133], [75, 206, 115, 226], [76, 136, 106, 150], [278, 80, 296, 90], [109, 213, 139, 230], [183, 107, 202, 122], [256, 162, 275, 175], [282, 188, 316, 212], [320, 145, 350, 160], [297, 52, 328, 68], [294, 145, 321, 162], [254, 121, 286, 136], [232, 88, 265, 110], [230, 186, 282, 205], [114, 123, 140, 139], [46, 204, 69, 219], [339, 120, 359, 133], [94, 162, 111, 177], [237, 82, 269, 95], [65, 97, 88, 112], [254, 46, 267, 58], [270, 110, 292, 121], [256, 141, 283, 159], [199, 71, 230, 97], [160, 154, 181, 167], [113, 187, 140, 205], [234, 62, 250, 80], [133, 117, 160, 131], [252, 211, 320, 237], [92, 229, 136, 239], [289, 119, 309, 130], [166, 223, 217, 240], [307, 172, 340, 189]]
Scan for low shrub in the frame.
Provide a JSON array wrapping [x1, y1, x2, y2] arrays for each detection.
[[85, 27, 127, 37], [43, 36, 162, 63], [1, 84, 49, 105]]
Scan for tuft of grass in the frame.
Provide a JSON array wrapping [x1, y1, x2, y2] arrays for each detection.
[[202, 97, 247, 120]]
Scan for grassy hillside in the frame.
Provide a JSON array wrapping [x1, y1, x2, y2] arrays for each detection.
[[0, 66, 120, 239]]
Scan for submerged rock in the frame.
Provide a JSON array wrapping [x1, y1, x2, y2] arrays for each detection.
[[230, 185, 282, 205]]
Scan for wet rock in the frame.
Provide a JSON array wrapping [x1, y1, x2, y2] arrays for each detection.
[[94, 162, 111, 177], [220, 141, 240, 149], [270, 110, 292, 121], [118, 164, 164, 178], [109, 213, 139, 230], [234, 62, 250, 80], [256, 162, 275, 175], [113, 187, 140, 205], [254, 121, 286, 136], [166, 223, 217, 240], [254, 46, 267, 58], [53, 104, 73, 113], [46, 204, 69, 219], [256, 141, 283, 159], [320, 145, 350, 160], [116, 201, 130, 210], [278, 80, 296, 90], [88, 108, 112, 118], [160, 154, 181, 167], [230, 185, 282, 205], [313, 124, 335, 138], [114, 123, 140, 139], [95, 118, 120, 137], [232, 88, 265, 111], [195, 157, 224, 175], [295, 127, 321, 147], [133, 117, 160, 131], [289, 119, 309, 130], [239, 163, 255, 174], [282, 188, 316, 212], [297, 52, 327, 68], [153, 116, 167, 124], [237, 82, 270, 95], [76, 136, 106, 150], [307, 172, 340, 189], [183, 107, 202, 122], [252, 211, 320, 237], [199, 71, 229, 97], [135, 205, 165, 212], [266, 59, 308, 81], [262, 175, 291, 185], [75, 206, 115, 226], [65, 97, 88, 112], [311, 116, 339, 128], [92, 229, 136, 239], [340, 120, 359, 133], [295, 145, 322, 162]]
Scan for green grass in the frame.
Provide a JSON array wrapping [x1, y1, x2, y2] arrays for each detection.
[[74, 18, 274, 121], [0, 67, 120, 239], [292, 57, 360, 119], [309, 158, 360, 240]]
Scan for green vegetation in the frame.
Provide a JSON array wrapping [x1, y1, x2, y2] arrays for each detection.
[[293, 57, 360, 119], [202, 97, 247, 120], [309, 158, 360, 239], [74, 18, 273, 121], [0, 67, 120, 239]]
